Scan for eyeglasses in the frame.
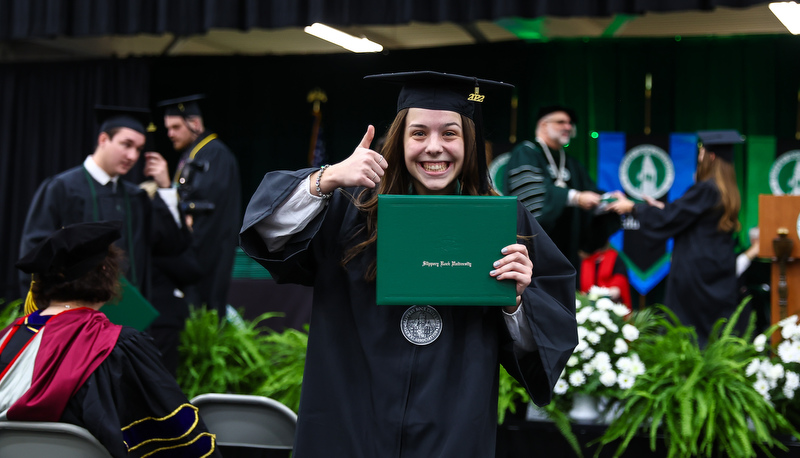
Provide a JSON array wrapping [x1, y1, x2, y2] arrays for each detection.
[[545, 119, 573, 126]]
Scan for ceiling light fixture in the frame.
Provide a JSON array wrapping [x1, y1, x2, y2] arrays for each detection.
[[770, 2, 800, 34], [304, 23, 383, 53]]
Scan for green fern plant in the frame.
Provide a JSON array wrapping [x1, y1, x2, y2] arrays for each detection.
[[595, 302, 800, 458], [177, 306, 309, 413]]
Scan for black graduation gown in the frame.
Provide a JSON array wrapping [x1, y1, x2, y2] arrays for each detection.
[[505, 140, 620, 273], [178, 132, 242, 313], [19, 165, 189, 300], [60, 327, 222, 458], [635, 179, 737, 347], [240, 169, 578, 458]]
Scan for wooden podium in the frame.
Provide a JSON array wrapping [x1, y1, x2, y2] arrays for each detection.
[[758, 195, 800, 325]]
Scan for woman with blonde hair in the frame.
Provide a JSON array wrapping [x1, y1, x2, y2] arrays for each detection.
[[608, 130, 743, 347]]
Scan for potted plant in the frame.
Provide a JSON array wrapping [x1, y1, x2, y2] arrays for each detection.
[[748, 314, 800, 431], [595, 302, 800, 458], [552, 288, 649, 423]]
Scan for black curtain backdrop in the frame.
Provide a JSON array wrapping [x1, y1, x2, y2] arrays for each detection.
[[1, 35, 799, 301], [0, 0, 771, 39]]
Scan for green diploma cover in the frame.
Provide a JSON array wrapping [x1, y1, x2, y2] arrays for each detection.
[[100, 276, 160, 331], [376, 195, 518, 306]]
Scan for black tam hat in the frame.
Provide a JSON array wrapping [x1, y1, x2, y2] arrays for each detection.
[[95, 106, 151, 136], [363, 71, 513, 194], [697, 129, 744, 163], [16, 221, 122, 283], [535, 105, 577, 125], [157, 94, 205, 117]]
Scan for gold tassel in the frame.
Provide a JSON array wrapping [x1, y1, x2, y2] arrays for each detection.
[[23, 277, 37, 315]]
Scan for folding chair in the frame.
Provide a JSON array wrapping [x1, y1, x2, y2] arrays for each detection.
[[0, 420, 112, 457], [191, 393, 297, 458]]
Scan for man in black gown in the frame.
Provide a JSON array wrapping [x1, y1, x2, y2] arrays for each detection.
[[19, 107, 189, 302], [158, 95, 242, 315]]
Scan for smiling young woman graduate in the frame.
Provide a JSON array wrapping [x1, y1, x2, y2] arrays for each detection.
[[240, 71, 578, 457], [1, 221, 220, 458]]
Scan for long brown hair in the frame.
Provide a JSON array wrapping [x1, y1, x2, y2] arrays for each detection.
[[342, 108, 496, 280], [695, 150, 741, 233]]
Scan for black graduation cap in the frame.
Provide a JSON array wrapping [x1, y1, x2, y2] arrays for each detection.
[[16, 221, 122, 283], [95, 106, 151, 136], [363, 71, 514, 193], [697, 129, 744, 163], [535, 105, 578, 125], [157, 94, 205, 117]]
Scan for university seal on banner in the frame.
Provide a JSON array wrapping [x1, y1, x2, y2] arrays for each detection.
[[769, 150, 800, 196], [400, 305, 442, 345], [619, 144, 674, 200]]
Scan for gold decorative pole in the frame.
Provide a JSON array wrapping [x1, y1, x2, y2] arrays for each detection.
[[509, 93, 518, 144], [644, 73, 652, 135], [773, 227, 794, 320], [307, 88, 328, 166]]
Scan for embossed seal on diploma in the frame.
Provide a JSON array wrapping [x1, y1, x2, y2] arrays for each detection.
[[400, 305, 442, 345]]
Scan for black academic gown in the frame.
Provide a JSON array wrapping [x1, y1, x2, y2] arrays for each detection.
[[177, 132, 241, 313], [19, 165, 189, 300], [240, 169, 578, 458], [635, 179, 737, 347], [0, 314, 220, 458], [60, 327, 221, 457], [505, 140, 620, 273]]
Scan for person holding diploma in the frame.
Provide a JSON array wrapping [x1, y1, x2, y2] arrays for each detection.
[[240, 71, 578, 457]]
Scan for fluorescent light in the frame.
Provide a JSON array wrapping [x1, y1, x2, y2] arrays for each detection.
[[770, 2, 800, 34], [304, 23, 383, 53]]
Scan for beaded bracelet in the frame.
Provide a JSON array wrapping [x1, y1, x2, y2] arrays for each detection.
[[315, 164, 334, 199]]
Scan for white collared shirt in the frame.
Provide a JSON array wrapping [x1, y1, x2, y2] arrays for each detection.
[[83, 156, 181, 226]]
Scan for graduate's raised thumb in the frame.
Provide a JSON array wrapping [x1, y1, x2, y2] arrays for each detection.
[[359, 125, 375, 149]]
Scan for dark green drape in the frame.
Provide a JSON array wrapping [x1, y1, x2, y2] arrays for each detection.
[[2, 35, 798, 301]]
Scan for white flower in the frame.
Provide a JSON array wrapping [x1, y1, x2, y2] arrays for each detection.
[[588, 286, 613, 301], [745, 359, 761, 377], [778, 315, 799, 329], [777, 339, 800, 364], [586, 332, 601, 345], [599, 370, 617, 387], [618, 373, 635, 389], [613, 338, 629, 355], [576, 298, 582, 308], [581, 347, 595, 361], [786, 371, 800, 391], [783, 384, 796, 400], [767, 362, 786, 382], [593, 351, 611, 367], [595, 297, 615, 311], [782, 322, 800, 340], [581, 361, 595, 376], [569, 371, 587, 386], [576, 308, 591, 325], [554, 378, 569, 395], [612, 304, 630, 317], [593, 359, 613, 375], [589, 309, 610, 324], [622, 324, 640, 341], [754, 378, 772, 401], [753, 334, 767, 352], [616, 356, 632, 373], [567, 355, 579, 367], [627, 355, 646, 376], [574, 339, 589, 353], [595, 326, 607, 336]]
